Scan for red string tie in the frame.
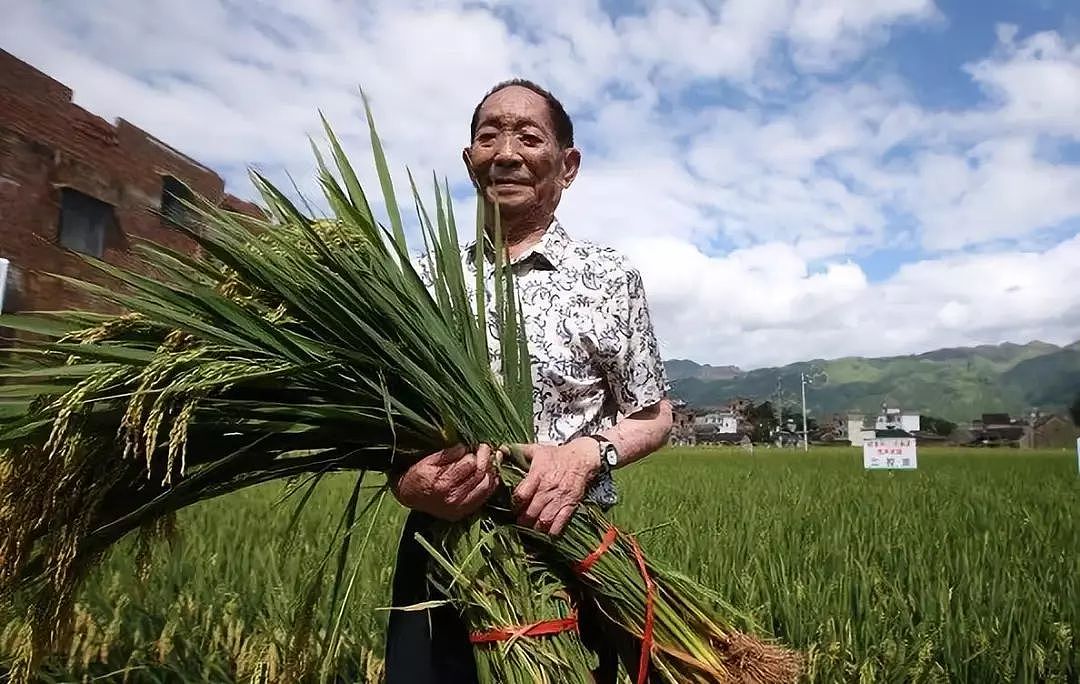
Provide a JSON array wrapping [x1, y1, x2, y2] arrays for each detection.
[[572, 525, 656, 684], [628, 534, 655, 684], [573, 524, 619, 574], [469, 611, 579, 645]]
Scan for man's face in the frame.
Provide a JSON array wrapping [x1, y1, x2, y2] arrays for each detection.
[[465, 86, 579, 220]]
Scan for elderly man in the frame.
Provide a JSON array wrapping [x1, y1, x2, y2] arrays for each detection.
[[385, 79, 672, 684]]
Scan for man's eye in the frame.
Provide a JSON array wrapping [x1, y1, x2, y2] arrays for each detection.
[[520, 134, 542, 146], [475, 132, 496, 144]]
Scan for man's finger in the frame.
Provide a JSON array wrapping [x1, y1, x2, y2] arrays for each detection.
[[446, 468, 487, 505], [457, 472, 498, 511], [518, 444, 538, 463], [439, 452, 478, 485], [429, 443, 467, 465], [548, 504, 577, 537], [533, 504, 556, 535], [512, 469, 542, 511], [517, 487, 554, 528], [475, 443, 493, 474], [535, 499, 572, 535]]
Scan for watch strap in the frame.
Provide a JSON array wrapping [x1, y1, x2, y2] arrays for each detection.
[[585, 434, 617, 470]]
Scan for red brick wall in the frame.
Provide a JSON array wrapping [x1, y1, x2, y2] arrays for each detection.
[[0, 49, 254, 315]]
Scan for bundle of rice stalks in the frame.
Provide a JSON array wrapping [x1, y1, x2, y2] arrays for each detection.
[[417, 515, 596, 684], [0, 98, 801, 683]]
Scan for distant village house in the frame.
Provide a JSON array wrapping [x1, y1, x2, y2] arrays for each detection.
[[693, 410, 741, 444], [669, 400, 696, 446], [849, 405, 921, 446], [1021, 414, 1078, 449]]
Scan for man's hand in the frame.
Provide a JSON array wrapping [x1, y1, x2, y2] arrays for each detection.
[[512, 438, 603, 536], [390, 444, 499, 521]]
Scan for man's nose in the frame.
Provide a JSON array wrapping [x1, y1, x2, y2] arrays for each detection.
[[493, 134, 521, 164]]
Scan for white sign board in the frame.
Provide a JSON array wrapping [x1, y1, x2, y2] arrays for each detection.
[[0, 257, 8, 313], [863, 437, 917, 469], [1076, 437, 1079, 475]]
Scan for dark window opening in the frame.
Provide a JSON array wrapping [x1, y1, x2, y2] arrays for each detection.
[[58, 188, 116, 258], [161, 175, 194, 226]]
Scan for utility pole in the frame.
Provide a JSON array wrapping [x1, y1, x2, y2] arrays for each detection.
[[799, 367, 826, 453], [800, 372, 809, 452], [1029, 409, 1039, 449], [774, 376, 783, 447]]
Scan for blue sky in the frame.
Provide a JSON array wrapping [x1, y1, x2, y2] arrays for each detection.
[[3, 0, 1079, 367], [891, 1, 1069, 101]]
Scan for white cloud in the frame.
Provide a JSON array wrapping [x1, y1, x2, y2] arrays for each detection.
[[788, 0, 941, 71], [965, 24, 1080, 138], [626, 233, 1080, 367], [897, 137, 1080, 250], [2, 0, 1079, 368]]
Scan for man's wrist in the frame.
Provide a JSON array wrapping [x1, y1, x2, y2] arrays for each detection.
[[583, 434, 621, 476], [572, 437, 605, 477]]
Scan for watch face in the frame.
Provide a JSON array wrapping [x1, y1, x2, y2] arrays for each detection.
[[603, 443, 618, 467]]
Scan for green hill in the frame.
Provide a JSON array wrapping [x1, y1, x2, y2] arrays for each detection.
[[664, 359, 742, 381], [667, 340, 1080, 423]]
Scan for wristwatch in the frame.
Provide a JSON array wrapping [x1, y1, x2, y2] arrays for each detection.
[[586, 434, 619, 473]]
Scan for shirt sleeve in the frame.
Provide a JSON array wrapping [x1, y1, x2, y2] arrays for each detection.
[[602, 266, 669, 416]]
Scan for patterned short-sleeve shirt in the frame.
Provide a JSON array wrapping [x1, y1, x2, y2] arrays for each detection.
[[421, 220, 668, 506]]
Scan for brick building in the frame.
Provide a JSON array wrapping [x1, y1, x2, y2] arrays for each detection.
[[0, 49, 259, 315]]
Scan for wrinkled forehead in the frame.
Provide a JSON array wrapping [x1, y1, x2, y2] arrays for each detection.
[[475, 86, 556, 133]]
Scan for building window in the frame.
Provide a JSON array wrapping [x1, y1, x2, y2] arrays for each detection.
[[161, 175, 194, 226], [58, 188, 115, 257]]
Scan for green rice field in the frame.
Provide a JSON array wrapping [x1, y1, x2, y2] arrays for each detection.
[[3, 446, 1078, 682]]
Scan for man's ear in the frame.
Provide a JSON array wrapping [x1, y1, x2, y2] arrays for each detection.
[[558, 147, 581, 189], [463, 148, 481, 190]]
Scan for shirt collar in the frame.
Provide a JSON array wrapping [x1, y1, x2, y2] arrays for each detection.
[[467, 218, 570, 271]]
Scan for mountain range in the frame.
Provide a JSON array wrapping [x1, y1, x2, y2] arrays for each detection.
[[666, 339, 1080, 423]]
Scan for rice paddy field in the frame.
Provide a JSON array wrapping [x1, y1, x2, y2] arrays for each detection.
[[3, 446, 1078, 682]]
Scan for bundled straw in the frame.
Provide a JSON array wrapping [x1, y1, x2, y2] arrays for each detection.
[[0, 97, 801, 682], [418, 515, 596, 684]]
